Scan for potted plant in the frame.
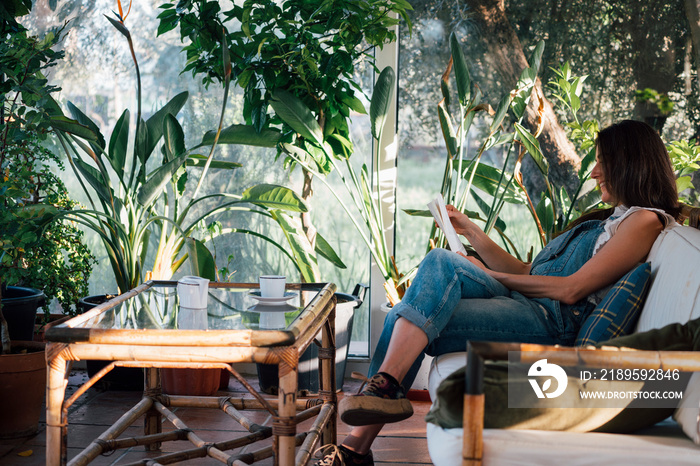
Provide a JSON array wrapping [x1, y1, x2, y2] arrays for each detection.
[[157, 0, 412, 292], [0, 0, 93, 438]]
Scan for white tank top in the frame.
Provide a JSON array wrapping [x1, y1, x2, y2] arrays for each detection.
[[588, 205, 678, 305]]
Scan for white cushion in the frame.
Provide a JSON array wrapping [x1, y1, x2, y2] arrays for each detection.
[[428, 420, 700, 466], [428, 352, 467, 401], [674, 372, 700, 444], [636, 225, 700, 333]]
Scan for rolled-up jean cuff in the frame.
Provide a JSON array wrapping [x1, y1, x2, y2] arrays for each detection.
[[395, 302, 440, 343]]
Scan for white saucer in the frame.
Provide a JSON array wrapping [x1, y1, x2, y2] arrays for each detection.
[[247, 303, 297, 314], [248, 291, 297, 306]]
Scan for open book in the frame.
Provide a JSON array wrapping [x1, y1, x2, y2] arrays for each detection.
[[427, 194, 467, 256]]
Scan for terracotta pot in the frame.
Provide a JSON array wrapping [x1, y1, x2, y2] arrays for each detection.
[[0, 341, 46, 438], [161, 368, 220, 396]]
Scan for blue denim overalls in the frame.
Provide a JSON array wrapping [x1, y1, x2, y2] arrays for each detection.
[[369, 220, 606, 390]]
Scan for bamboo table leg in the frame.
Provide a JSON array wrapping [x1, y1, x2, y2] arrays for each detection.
[[277, 361, 298, 466], [144, 367, 162, 450], [320, 304, 337, 446], [46, 344, 69, 466]]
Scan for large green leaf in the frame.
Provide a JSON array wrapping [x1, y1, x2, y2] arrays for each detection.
[[314, 232, 346, 269], [162, 114, 186, 162], [186, 154, 242, 170], [135, 118, 148, 165], [455, 160, 527, 204], [240, 184, 308, 212], [50, 116, 99, 141], [73, 158, 113, 205], [514, 123, 548, 175], [678, 176, 695, 193], [438, 102, 457, 157], [450, 32, 471, 106], [137, 153, 189, 207], [490, 94, 512, 131], [470, 190, 507, 232], [66, 101, 106, 149], [270, 210, 321, 283], [186, 238, 217, 281], [402, 208, 434, 218], [576, 188, 602, 213], [200, 124, 281, 147], [578, 145, 597, 179], [107, 110, 130, 179], [535, 195, 555, 236], [528, 40, 546, 75], [144, 91, 189, 160], [370, 66, 395, 141], [269, 89, 324, 145]]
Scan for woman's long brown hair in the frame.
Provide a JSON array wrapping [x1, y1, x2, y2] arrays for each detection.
[[567, 120, 680, 230]]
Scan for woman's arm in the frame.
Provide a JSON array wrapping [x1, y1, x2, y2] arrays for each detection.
[[483, 209, 663, 304], [445, 204, 531, 275]]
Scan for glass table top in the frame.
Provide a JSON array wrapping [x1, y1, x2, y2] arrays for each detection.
[[68, 283, 317, 332]]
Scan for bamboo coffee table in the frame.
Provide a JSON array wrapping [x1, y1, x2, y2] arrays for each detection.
[[44, 281, 338, 466]]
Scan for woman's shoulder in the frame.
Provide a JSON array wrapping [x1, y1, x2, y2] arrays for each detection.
[[617, 206, 675, 230], [617, 208, 664, 232]]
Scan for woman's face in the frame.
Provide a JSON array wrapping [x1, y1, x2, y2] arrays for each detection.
[[591, 150, 616, 205]]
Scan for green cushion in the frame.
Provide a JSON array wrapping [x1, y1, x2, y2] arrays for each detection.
[[575, 262, 652, 346]]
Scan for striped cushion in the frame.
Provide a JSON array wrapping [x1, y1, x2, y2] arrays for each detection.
[[575, 263, 652, 346]]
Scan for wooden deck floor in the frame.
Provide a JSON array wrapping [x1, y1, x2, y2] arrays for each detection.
[[0, 368, 433, 465]]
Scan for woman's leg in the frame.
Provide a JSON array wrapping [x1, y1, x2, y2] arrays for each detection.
[[334, 294, 561, 459], [369, 248, 513, 387], [326, 250, 556, 462], [341, 424, 383, 455]]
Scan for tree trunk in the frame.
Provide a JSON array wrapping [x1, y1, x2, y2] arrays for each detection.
[[684, 0, 700, 140], [685, 0, 700, 71], [466, 0, 581, 194], [628, 2, 678, 135]]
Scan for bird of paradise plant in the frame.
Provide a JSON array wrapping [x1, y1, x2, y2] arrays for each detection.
[[406, 34, 600, 267], [52, 1, 320, 293]]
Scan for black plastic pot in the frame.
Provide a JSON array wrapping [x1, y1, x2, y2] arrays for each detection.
[[257, 284, 367, 395], [79, 294, 144, 391], [1, 286, 45, 341]]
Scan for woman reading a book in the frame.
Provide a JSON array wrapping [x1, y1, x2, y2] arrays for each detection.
[[315, 119, 680, 466]]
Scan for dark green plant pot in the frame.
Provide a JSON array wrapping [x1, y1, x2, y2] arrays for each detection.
[[79, 294, 144, 391], [1, 286, 45, 342], [257, 285, 367, 395]]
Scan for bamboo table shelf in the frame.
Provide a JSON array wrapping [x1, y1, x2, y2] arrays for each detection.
[[44, 281, 339, 466]]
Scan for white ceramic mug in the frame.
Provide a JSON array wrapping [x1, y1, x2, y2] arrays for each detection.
[[259, 275, 286, 298]]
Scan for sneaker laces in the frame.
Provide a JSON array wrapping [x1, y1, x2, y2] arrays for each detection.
[[314, 444, 345, 466], [350, 371, 371, 393]]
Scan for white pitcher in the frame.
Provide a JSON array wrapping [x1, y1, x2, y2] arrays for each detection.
[[177, 276, 210, 329]]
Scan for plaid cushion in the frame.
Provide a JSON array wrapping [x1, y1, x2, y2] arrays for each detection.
[[575, 262, 652, 346]]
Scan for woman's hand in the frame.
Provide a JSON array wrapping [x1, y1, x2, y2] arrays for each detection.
[[456, 251, 487, 271], [445, 204, 477, 237]]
